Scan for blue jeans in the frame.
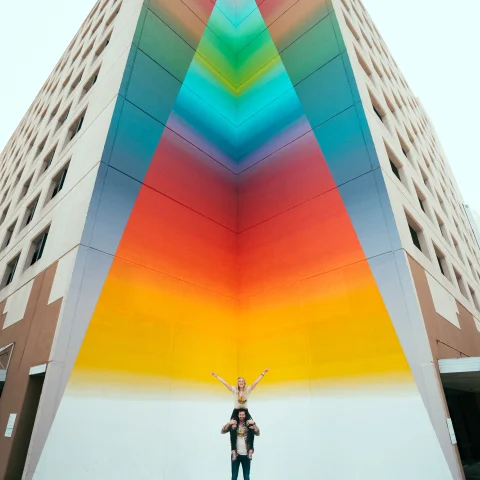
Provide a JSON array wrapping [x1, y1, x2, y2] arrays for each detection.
[[232, 454, 250, 480]]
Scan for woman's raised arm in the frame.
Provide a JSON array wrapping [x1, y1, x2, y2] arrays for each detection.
[[212, 372, 233, 391], [250, 368, 269, 390]]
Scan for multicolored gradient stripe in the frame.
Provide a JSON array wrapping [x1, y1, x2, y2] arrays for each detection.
[[34, 1, 454, 479], [73, 0, 409, 389]]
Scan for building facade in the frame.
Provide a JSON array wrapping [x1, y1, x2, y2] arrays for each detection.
[[0, 0, 479, 479]]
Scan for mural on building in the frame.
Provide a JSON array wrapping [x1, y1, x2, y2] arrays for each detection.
[[34, 1, 454, 478]]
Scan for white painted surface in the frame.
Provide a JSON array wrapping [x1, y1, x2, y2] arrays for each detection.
[[48, 249, 78, 305], [446, 418, 457, 445], [425, 272, 460, 328], [29, 364, 47, 376], [439, 357, 480, 374], [5, 414, 17, 438], [3, 280, 34, 329], [34, 387, 454, 480]]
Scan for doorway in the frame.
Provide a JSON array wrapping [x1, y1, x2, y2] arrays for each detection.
[[444, 388, 480, 480], [4, 372, 45, 479]]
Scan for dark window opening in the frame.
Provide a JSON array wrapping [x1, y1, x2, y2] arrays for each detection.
[[373, 105, 383, 122], [2, 221, 17, 250], [2, 255, 19, 287], [43, 145, 57, 172], [418, 197, 425, 213], [437, 256, 445, 276], [390, 160, 401, 180], [24, 197, 39, 227], [69, 113, 85, 141], [409, 225, 422, 251], [30, 228, 49, 267], [51, 164, 69, 199]]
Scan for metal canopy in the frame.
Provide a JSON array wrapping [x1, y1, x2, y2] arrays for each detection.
[[439, 357, 480, 393]]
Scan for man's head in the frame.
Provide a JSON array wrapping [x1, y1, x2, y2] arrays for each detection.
[[237, 408, 247, 423]]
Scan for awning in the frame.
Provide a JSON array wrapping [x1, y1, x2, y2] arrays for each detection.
[[439, 357, 480, 392]]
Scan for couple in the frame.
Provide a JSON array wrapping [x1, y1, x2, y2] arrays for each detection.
[[212, 369, 268, 480]]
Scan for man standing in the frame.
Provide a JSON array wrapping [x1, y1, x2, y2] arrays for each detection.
[[221, 409, 260, 480]]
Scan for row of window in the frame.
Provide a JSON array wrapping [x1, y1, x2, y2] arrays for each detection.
[[1, 226, 50, 289], [0, 162, 68, 258], [369, 82, 455, 199], [0, 1, 119, 292], [383, 116, 480, 264], [0, 55, 99, 199], [0, 0, 118, 183], [343, 2, 445, 172], [0, 102, 87, 229], [341, 0, 480, 304], [407, 211, 480, 311], [355, 34, 447, 179], [351, 21, 480, 264]]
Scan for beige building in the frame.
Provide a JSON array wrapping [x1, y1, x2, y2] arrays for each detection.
[[340, 0, 480, 477]]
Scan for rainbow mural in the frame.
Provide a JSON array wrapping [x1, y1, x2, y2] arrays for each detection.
[[33, 1, 454, 478]]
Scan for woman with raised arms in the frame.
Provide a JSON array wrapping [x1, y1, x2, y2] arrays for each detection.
[[212, 369, 269, 460]]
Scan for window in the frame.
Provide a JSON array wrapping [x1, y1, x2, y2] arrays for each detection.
[[50, 163, 69, 199], [2, 255, 20, 288], [438, 194, 448, 216], [369, 91, 385, 123], [91, 15, 105, 36], [24, 196, 40, 227], [384, 94, 396, 114], [0, 344, 14, 397], [15, 168, 24, 187], [385, 144, 404, 185], [20, 175, 33, 199], [405, 211, 427, 256], [106, 5, 121, 27], [43, 145, 57, 172], [36, 136, 47, 157], [68, 111, 86, 141], [82, 67, 100, 98], [355, 48, 372, 77], [62, 71, 73, 89], [95, 32, 112, 58], [398, 134, 410, 160], [50, 101, 60, 118], [409, 225, 422, 251], [81, 40, 95, 62], [28, 227, 50, 267], [469, 286, 480, 310], [453, 267, 468, 298], [452, 236, 463, 263], [2, 220, 16, 250], [70, 70, 84, 92], [390, 160, 400, 180], [435, 213, 449, 244], [70, 48, 82, 66], [433, 243, 449, 279], [468, 259, 476, 280], [371, 58, 383, 78], [413, 184, 427, 215], [57, 104, 71, 131], [344, 14, 361, 41], [0, 204, 9, 225]]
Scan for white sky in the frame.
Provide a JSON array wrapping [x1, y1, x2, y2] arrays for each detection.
[[0, 0, 479, 213]]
